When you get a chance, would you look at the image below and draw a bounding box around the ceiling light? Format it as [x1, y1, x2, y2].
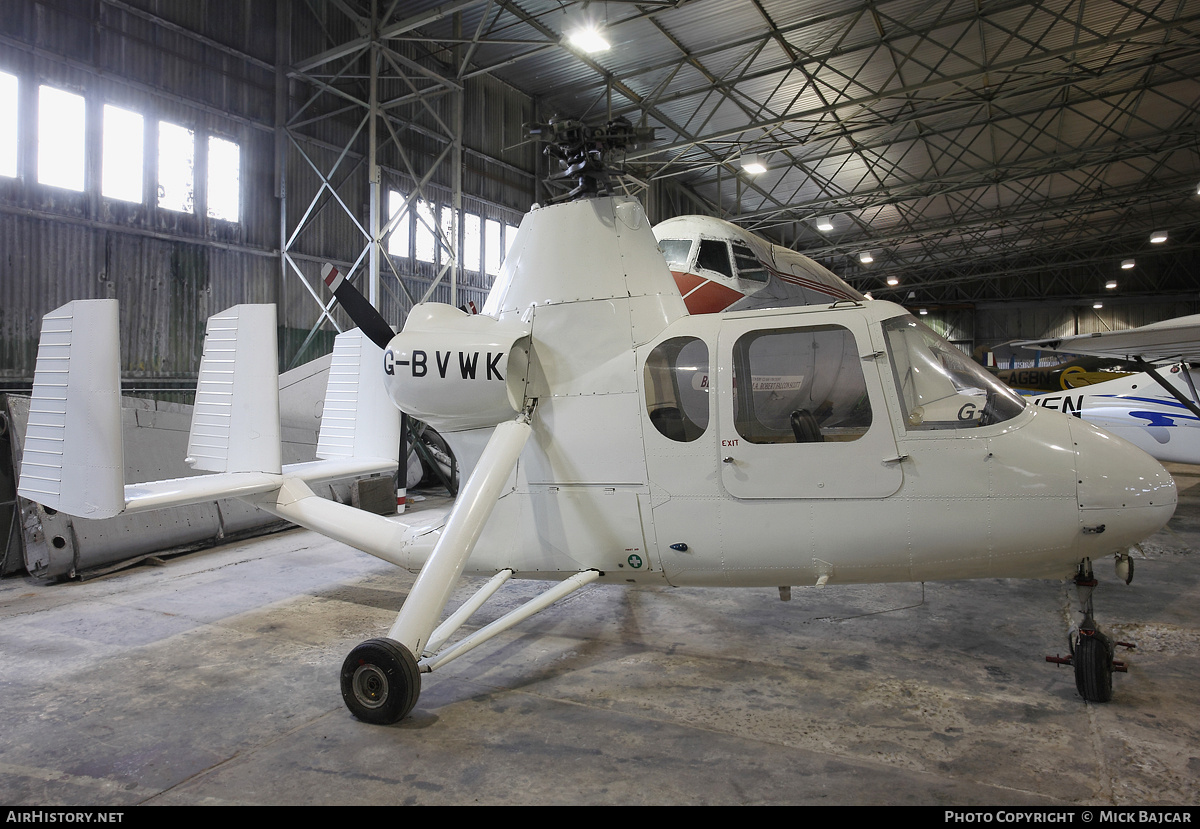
[919, 308, 928, 315]
[1106, 279, 1118, 289]
[1150, 230, 1168, 243]
[741, 156, 766, 175]
[567, 25, 609, 53]
[816, 218, 834, 232]
[1119, 259, 1134, 270]
[886, 276, 899, 286]
[1093, 302, 1103, 309]
[859, 251, 874, 264]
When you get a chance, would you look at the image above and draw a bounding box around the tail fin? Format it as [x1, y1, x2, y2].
[18, 302, 395, 521]
[316, 328, 400, 463]
[186, 305, 282, 474]
[18, 300, 125, 518]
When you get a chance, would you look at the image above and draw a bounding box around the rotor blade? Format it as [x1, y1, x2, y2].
[321, 263, 396, 351]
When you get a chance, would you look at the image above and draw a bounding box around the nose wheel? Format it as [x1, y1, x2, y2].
[1046, 557, 1132, 702]
[1071, 627, 1114, 702]
[340, 638, 421, 724]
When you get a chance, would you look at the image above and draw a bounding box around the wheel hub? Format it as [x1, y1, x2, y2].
[351, 664, 389, 709]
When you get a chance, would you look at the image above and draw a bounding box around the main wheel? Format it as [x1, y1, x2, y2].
[1073, 632, 1114, 702]
[340, 638, 421, 724]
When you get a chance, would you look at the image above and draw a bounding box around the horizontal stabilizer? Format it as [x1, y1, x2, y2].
[316, 329, 400, 464]
[18, 300, 125, 519]
[186, 305, 282, 474]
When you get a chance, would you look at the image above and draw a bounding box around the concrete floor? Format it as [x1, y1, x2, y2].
[1, 469, 1198, 806]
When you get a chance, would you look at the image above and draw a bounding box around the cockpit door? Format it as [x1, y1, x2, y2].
[717, 312, 903, 499]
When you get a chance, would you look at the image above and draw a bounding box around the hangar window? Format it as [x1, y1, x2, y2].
[463, 212, 482, 272]
[732, 326, 871, 444]
[38, 85, 85, 191]
[0, 72, 17, 178]
[415, 200, 436, 262]
[158, 121, 195, 213]
[696, 239, 733, 278]
[207, 136, 240, 222]
[387, 190, 410, 257]
[658, 239, 693, 270]
[645, 336, 710, 442]
[883, 316, 1025, 431]
[102, 104, 144, 202]
[485, 219, 502, 275]
[440, 205, 457, 266]
[504, 223, 518, 260]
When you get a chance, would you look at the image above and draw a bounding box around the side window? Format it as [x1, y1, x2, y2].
[658, 238, 693, 270]
[731, 243, 768, 283]
[696, 239, 733, 278]
[645, 336, 710, 442]
[732, 326, 872, 444]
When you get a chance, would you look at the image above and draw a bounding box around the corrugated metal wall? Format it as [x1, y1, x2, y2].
[1, 0, 1192, 385]
[1, 0, 279, 384]
[1, 0, 542, 383]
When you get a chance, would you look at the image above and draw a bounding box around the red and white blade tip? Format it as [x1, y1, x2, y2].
[321, 263, 344, 291]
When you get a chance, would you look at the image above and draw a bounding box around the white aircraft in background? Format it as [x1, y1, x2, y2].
[17, 127, 1177, 722]
[1017, 316, 1200, 466]
[653, 214, 864, 313]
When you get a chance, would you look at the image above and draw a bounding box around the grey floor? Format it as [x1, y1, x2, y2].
[1, 468, 1198, 806]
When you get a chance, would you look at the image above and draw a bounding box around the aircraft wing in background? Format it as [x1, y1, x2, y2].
[1016, 315, 1200, 364]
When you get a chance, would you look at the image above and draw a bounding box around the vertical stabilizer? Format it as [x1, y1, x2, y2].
[186, 305, 282, 474]
[316, 329, 400, 462]
[19, 300, 125, 518]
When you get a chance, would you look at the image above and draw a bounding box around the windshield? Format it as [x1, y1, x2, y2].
[658, 239, 693, 270]
[883, 316, 1025, 430]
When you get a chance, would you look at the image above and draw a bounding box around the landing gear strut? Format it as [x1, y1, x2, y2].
[1046, 557, 1132, 702]
[340, 408, 538, 725]
[1070, 559, 1115, 702]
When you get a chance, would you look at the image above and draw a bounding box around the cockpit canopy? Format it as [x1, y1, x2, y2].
[653, 215, 864, 314]
[883, 316, 1025, 430]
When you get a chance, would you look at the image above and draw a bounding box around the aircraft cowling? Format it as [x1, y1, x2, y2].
[383, 303, 531, 432]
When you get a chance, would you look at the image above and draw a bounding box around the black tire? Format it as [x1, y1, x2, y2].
[340, 638, 421, 724]
[1074, 633, 1114, 702]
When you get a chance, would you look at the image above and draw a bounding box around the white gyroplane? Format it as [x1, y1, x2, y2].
[1018, 316, 1200, 466]
[17, 190, 1177, 722]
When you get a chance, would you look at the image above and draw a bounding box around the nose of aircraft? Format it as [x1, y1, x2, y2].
[1070, 417, 1176, 551]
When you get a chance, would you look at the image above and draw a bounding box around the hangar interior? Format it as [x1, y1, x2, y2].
[2, 0, 1198, 383]
[1, 0, 1200, 807]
